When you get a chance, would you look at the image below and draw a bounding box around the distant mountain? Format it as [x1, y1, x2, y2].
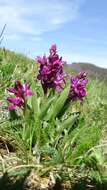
[65, 62, 107, 81]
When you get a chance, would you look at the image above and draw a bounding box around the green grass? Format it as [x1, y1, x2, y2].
[0, 48, 107, 188]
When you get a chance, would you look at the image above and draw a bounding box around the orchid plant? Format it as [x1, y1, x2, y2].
[6, 44, 89, 168]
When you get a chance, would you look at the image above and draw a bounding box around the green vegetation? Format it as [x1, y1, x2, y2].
[0, 48, 107, 189]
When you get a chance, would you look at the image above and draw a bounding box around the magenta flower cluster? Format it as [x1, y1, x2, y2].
[7, 81, 33, 110]
[7, 44, 88, 111]
[36, 44, 66, 93]
[69, 72, 88, 101]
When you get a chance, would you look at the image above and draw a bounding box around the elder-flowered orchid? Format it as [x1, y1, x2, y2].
[36, 44, 66, 94]
[69, 72, 88, 101]
[7, 81, 33, 110]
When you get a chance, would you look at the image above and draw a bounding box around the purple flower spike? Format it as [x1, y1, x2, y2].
[7, 81, 33, 110]
[69, 72, 88, 101]
[36, 44, 66, 93]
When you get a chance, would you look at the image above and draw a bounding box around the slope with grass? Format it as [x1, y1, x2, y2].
[0, 48, 36, 98]
[0, 48, 107, 190]
[65, 62, 107, 82]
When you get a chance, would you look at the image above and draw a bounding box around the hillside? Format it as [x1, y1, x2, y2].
[0, 48, 36, 98]
[65, 62, 107, 81]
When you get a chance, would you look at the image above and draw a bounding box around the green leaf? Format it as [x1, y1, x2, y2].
[31, 95, 40, 118]
[47, 85, 70, 120]
[40, 97, 55, 119]
[61, 114, 78, 131]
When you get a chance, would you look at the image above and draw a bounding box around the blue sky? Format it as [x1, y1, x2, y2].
[0, 0, 107, 68]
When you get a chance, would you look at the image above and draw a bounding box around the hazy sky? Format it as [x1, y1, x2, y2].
[0, 0, 107, 68]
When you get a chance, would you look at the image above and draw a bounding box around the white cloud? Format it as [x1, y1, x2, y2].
[0, 0, 82, 39]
